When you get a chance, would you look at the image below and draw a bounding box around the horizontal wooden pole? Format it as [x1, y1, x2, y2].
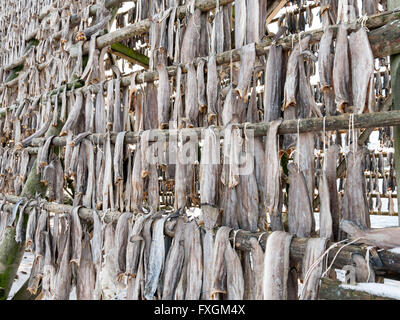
[1, 194, 400, 278]
[27, 110, 400, 147]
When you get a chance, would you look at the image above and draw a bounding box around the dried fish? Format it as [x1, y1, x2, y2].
[246, 0, 259, 43]
[184, 62, 199, 127]
[102, 133, 114, 211]
[265, 120, 283, 231]
[206, 54, 218, 123]
[144, 83, 159, 130]
[288, 163, 314, 238]
[349, 28, 374, 113]
[60, 90, 84, 136]
[225, 235, 244, 300]
[300, 238, 328, 300]
[333, 25, 351, 112]
[115, 212, 133, 280]
[185, 221, 203, 300]
[91, 210, 103, 268]
[197, 58, 207, 112]
[211, 226, 230, 298]
[283, 35, 311, 110]
[318, 27, 334, 91]
[341, 148, 370, 235]
[180, 9, 201, 63]
[144, 217, 167, 300]
[200, 127, 220, 229]
[113, 131, 126, 184]
[201, 229, 214, 300]
[76, 233, 96, 300]
[15, 200, 30, 243]
[263, 231, 294, 300]
[25, 207, 38, 251]
[235, 0, 246, 49]
[318, 170, 334, 240]
[126, 214, 148, 278]
[264, 45, 283, 122]
[157, 49, 170, 129]
[326, 144, 340, 241]
[235, 43, 256, 100]
[341, 220, 400, 249]
[244, 238, 264, 300]
[70, 206, 83, 266]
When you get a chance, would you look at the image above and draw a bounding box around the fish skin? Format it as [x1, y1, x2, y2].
[246, 0, 259, 43]
[225, 236, 244, 300]
[113, 69, 123, 133]
[76, 233, 96, 300]
[15, 200, 30, 243]
[180, 9, 201, 64]
[185, 221, 203, 300]
[157, 49, 170, 129]
[318, 27, 334, 91]
[144, 82, 159, 130]
[38, 135, 55, 170]
[197, 58, 207, 112]
[349, 28, 374, 114]
[235, 43, 256, 100]
[174, 141, 187, 211]
[95, 84, 106, 134]
[325, 144, 340, 241]
[147, 165, 160, 212]
[102, 133, 114, 211]
[223, 4, 232, 51]
[214, 7, 224, 54]
[34, 209, 48, 261]
[340, 148, 370, 239]
[245, 238, 264, 300]
[352, 253, 375, 283]
[82, 139, 95, 208]
[318, 170, 334, 240]
[265, 119, 284, 231]
[91, 210, 103, 268]
[144, 217, 167, 300]
[238, 165, 259, 232]
[235, 0, 246, 49]
[288, 163, 314, 238]
[60, 90, 84, 136]
[206, 54, 218, 123]
[185, 62, 199, 127]
[131, 143, 144, 211]
[115, 212, 133, 280]
[221, 124, 241, 189]
[25, 207, 37, 252]
[106, 79, 115, 131]
[113, 131, 126, 184]
[95, 143, 105, 210]
[126, 214, 148, 278]
[211, 226, 231, 298]
[54, 218, 72, 300]
[264, 45, 283, 122]
[283, 35, 311, 110]
[300, 238, 328, 300]
[263, 231, 293, 300]
[172, 66, 183, 129]
[42, 231, 56, 299]
[201, 229, 215, 300]
[333, 25, 351, 112]
[70, 206, 83, 266]
[340, 220, 400, 249]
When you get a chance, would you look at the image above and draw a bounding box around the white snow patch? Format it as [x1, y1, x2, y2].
[340, 283, 400, 300]
[389, 247, 400, 254]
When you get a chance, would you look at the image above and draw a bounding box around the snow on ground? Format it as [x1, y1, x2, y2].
[340, 283, 400, 300]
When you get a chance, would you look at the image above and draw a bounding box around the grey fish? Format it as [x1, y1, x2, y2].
[349, 28, 374, 114]
[91, 210, 103, 268]
[144, 217, 167, 300]
[235, 0, 246, 49]
[25, 207, 38, 251]
[112, 67, 123, 133]
[180, 9, 201, 64]
[15, 200, 31, 243]
[318, 27, 334, 91]
[157, 49, 170, 129]
[95, 83, 106, 134]
[34, 209, 48, 261]
[235, 43, 256, 100]
[318, 170, 334, 240]
[263, 231, 294, 300]
[264, 45, 283, 122]
[8, 198, 24, 228]
[60, 90, 84, 136]
[113, 131, 127, 184]
[70, 206, 83, 266]
[333, 25, 351, 112]
[76, 232, 96, 300]
[340, 148, 370, 238]
[300, 238, 328, 300]
[115, 212, 133, 280]
[225, 234, 244, 300]
[326, 144, 340, 240]
[126, 214, 148, 278]
[206, 54, 218, 123]
[211, 226, 231, 298]
[184, 62, 199, 127]
[197, 58, 207, 113]
[265, 120, 284, 231]
[246, 0, 259, 43]
[245, 238, 264, 300]
[341, 220, 400, 249]
[185, 221, 203, 300]
[201, 229, 215, 300]
[42, 230, 56, 299]
[288, 163, 314, 238]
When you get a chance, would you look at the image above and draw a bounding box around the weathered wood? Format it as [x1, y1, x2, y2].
[27, 110, 400, 147]
[110, 42, 149, 68]
[1, 194, 400, 279]
[318, 278, 396, 300]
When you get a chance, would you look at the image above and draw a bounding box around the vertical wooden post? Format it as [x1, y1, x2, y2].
[388, 0, 400, 226]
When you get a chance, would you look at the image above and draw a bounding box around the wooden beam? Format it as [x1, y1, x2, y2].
[1, 193, 400, 279]
[110, 42, 149, 68]
[265, 0, 288, 25]
[26, 110, 400, 147]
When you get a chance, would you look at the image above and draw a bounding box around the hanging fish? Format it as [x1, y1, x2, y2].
[115, 212, 133, 281]
[70, 206, 83, 266]
[197, 58, 207, 113]
[235, 43, 256, 101]
[264, 45, 283, 122]
[288, 163, 314, 238]
[318, 27, 334, 91]
[235, 0, 247, 49]
[317, 170, 334, 240]
[180, 9, 201, 64]
[349, 28, 374, 114]
[207, 54, 218, 124]
[333, 25, 351, 113]
[184, 62, 199, 128]
[263, 231, 295, 300]
[60, 90, 84, 136]
[76, 232, 96, 300]
[246, 0, 259, 43]
[157, 49, 170, 129]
